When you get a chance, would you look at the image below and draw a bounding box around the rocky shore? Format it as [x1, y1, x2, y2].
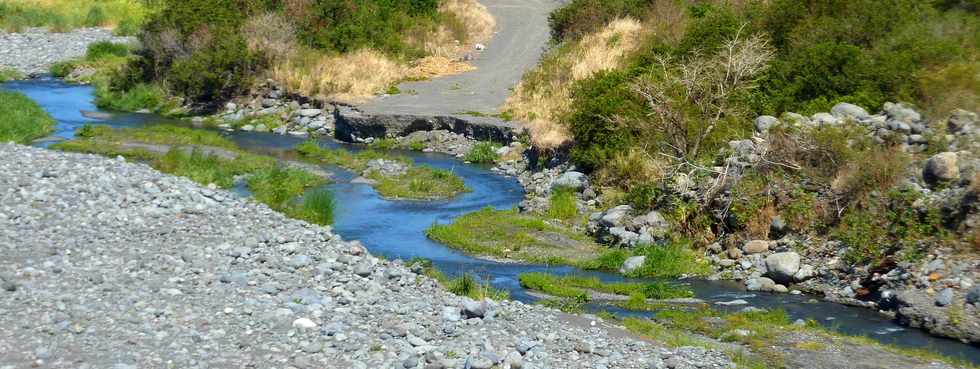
[0, 144, 732, 369]
[0, 28, 132, 76]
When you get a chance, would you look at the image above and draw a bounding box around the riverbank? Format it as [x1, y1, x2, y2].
[0, 143, 732, 369]
[0, 27, 131, 76]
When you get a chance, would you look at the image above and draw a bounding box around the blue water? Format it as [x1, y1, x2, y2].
[6, 78, 979, 364]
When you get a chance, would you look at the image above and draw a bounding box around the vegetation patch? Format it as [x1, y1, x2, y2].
[578, 242, 711, 278]
[296, 140, 469, 200]
[0, 0, 153, 34]
[53, 125, 333, 226]
[462, 141, 499, 163]
[407, 258, 509, 301]
[427, 207, 603, 264]
[519, 272, 693, 303]
[0, 90, 55, 143]
[0, 67, 23, 81]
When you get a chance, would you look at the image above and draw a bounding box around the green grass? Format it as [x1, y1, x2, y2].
[76, 124, 239, 150]
[0, 0, 153, 34]
[95, 83, 170, 112]
[406, 258, 509, 301]
[547, 187, 578, 220]
[296, 140, 470, 200]
[289, 188, 336, 226]
[577, 242, 711, 278]
[536, 298, 586, 313]
[53, 125, 334, 225]
[518, 272, 693, 303]
[0, 90, 55, 143]
[463, 142, 499, 164]
[427, 207, 603, 264]
[371, 166, 469, 200]
[0, 67, 23, 81]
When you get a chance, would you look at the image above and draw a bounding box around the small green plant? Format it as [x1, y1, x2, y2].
[547, 187, 579, 220]
[294, 188, 336, 225]
[463, 142, 499, 164]
[85, 41, 129, 61]
[385, 85, 401, 95]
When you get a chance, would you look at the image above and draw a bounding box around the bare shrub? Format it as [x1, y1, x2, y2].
[627, 26, 775, 159]
[243, 12, 297, 62]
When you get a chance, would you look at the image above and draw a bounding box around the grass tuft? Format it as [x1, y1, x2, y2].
[463, 141, 499, 163]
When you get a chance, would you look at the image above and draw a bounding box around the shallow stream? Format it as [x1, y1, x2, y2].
[6, 78, 978, 364]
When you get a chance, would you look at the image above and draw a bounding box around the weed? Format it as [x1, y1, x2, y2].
[547, 187, 578, 221]
[463, 142, 499, 164]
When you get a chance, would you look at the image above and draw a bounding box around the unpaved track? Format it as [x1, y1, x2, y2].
[359, 0, 561, 116]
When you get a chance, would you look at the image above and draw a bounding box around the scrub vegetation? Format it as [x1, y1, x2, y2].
[79, 0, 495, 111]
[407, 258, 509, 301]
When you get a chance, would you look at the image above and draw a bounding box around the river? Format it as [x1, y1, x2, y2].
[5, 77, 978, 364]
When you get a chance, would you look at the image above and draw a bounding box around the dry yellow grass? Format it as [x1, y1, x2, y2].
[267, 0, 495, 104]
[503, 18, 648, 149]
[0, 0, 149, 32]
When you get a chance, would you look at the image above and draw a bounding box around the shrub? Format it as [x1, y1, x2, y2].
[85, 41, 129, 61]
[548, 0, 654, 41]
[95, 83, 167, 112]
[566, 70, 644, 171]
[297, 0, 442, 59]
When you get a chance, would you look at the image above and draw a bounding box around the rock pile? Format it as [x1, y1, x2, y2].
[0, 144, 734, 369]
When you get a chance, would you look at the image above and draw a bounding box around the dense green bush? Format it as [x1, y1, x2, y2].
[298, 0, 442, 58]
[566, 70, 645, 171]
[548, 0, 654, 42]
[85, 41, 129, 61]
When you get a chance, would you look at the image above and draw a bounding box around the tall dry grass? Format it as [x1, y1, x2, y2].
[262, 0, 495, 104]
[503, 18, 648, 149]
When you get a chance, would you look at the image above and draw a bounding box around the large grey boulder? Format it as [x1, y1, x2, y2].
[765, 252, 801, 283]
[746, 277, 776, 292]
[742, 240, 770, 254]
[935, 288, 955, 307]
[923, 152, 960, 185]
[552, 171, 588, 191]
[811, 112, 839, 126]
[883, 102, 922, 124]
[755, 116, 780, 133]
[600, 205, 633, 227]
[831, 103, 870, 121]
[619, 256, 646, 274]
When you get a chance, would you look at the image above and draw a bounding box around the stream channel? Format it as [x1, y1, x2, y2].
[5, 77, 979, 364]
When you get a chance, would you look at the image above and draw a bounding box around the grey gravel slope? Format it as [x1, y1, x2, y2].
[0, 144, 731, 369]
[359, 0, 560, 116]
[0, 28, 132, 76]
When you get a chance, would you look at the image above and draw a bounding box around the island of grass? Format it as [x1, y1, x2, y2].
[426, 207, 710, 278]
[52, 124, 335, 225]
[295, 140, 470, 201]
[519, 272, 698, 313]
[620, 307, 979, 369]
[0, 91, 56, 144]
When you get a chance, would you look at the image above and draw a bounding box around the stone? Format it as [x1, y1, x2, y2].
[793, 264, 816, 282]
[948, 109, 978, 134]
[619, 256, 647, 274]
[923, 152, 960, 185]
[715, 299, 748, 306]
[292, 318, 317, 329]
[461, 299, 487, 319]
[936, 288, 955, 307]
[765, 252, 801, 283]
[742, 240, 770, 254]
[746, 277, 776, 292]
[811, 112, 839, 126]
[353, 262, 373, 277]
[552, 171, 588, 190]
[600, 205, 633, 227]
[755, 115, 780, 133]
[966, 286, 980, 305]
[299, 109, 323, 117]
[831, 103, 870, 121]
[465, 356, 493, 369]
[883, 102, 921, 123]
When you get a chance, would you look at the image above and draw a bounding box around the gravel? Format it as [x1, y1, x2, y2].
[0, 28, 133, 76]
[0, 144, 734, 369]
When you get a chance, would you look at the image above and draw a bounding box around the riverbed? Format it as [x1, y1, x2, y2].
[6, 77, 978, 364]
